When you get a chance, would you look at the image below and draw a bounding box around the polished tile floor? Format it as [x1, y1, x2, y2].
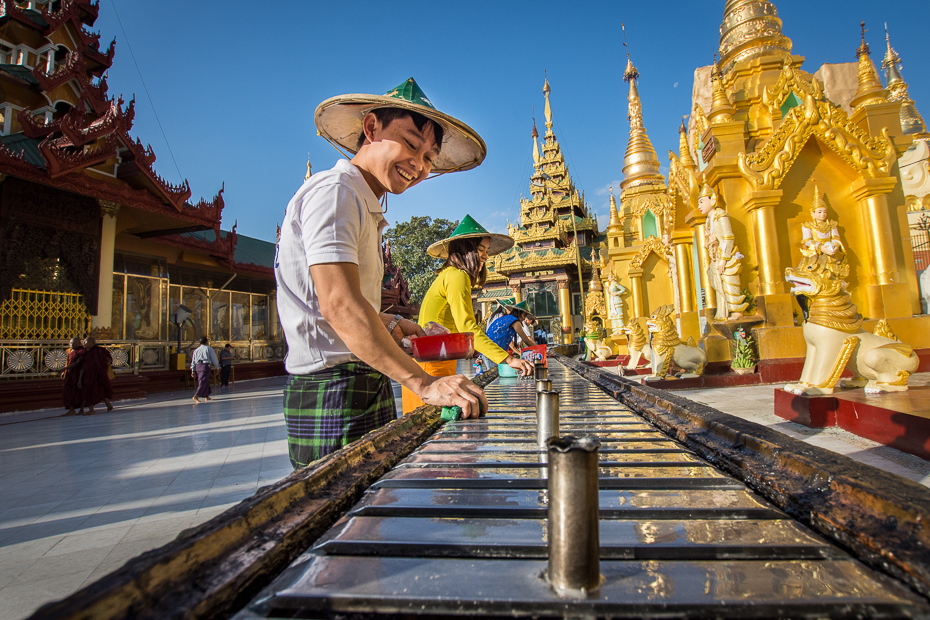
[1, 368, 927, 619]
[0, 377, 292, 620]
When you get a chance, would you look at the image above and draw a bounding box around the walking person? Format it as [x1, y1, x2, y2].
[61, 336, 85, 416]
[275, 77, 489, 469]
[220, 344, 234, 387]
[81, 337, 113, 415]
[190, 336, 219, 403]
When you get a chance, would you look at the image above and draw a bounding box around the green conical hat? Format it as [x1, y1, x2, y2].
[502, 300, 536, 321]
[314, 77, 487, 174]
[427, 214, 514, 259]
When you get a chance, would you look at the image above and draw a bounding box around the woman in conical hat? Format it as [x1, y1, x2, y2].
[482, 298, 537, 369]
[402, 216, 533, 413]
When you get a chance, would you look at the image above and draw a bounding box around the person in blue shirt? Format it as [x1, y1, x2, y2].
[483, 299, 536, 367]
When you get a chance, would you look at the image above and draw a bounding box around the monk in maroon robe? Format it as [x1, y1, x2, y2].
[61, 337, 86, 415]
[81, 336, 114, 415]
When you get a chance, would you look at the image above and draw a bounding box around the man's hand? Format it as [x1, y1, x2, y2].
[716, 258, 726, 275]
[418, 374, 488, 419]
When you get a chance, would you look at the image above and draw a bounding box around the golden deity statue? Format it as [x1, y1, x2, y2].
[698, 183, 748, 321]
[798, 185, 849, 281]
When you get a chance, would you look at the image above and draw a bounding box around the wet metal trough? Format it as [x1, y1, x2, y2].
[238, 361, 930, 619]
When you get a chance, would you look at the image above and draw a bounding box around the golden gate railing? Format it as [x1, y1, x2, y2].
[0, 288, 91, 340]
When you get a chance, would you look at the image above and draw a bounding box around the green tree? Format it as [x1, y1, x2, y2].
[385, 216, 458, 304]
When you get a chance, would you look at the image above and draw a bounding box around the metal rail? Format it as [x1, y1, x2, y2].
[238, 360, 930, 619]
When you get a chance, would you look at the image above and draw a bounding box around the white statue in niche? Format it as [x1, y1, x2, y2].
[606, 268, 627, 333]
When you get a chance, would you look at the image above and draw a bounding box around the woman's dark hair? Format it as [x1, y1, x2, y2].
[200, 336, 209, 345]
[356, 108, 444, 151]
[439, 237, 487, 288]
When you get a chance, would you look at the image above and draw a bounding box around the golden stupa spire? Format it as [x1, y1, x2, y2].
[718, 0, 792, 73]
[305, 157, 312, 180]
[608, 187, 622, 229]
[678, 118, 696, 168]
[881, 24, 927, 136]
[531, 117, 540, 166]
[620, 24, 662, 190]
[708, 55, 736, 124]
[543, 72, 553, 133]
[850, 21, 888, 111]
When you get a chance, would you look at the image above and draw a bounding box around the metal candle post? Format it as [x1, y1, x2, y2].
[546, 435, 601, 597]
[536, 379, 552, 393]
[534, 362, 548, 381]
[536, 390, 559, 447]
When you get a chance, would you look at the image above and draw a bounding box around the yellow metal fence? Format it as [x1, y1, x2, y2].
[0, 288, 91, 340]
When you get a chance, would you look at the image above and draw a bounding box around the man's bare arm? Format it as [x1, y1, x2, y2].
[310, 262, 487, 418]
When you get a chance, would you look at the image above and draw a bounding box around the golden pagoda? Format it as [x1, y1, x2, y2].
[600, 2, 930, 365]
[482, 77, 602, 343]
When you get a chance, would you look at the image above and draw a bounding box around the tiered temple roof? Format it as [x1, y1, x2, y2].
[0, 0, 224, 236]
[486, 78, 600, 285]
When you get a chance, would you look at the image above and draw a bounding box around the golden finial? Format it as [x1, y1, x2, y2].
[608, 187, 622, 228]
[708, 53, 735, 124]
[305, 156, 312, 180]
[678, 118, 696, 168]
[543, 71, 553, 131]
[851, 21, 888, 111]
[880, 24, 927, 135]
[531, 117, 540, 166]
[620, 25, 662, 191]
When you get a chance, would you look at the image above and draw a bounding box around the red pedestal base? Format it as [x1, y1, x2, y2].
[774, 387, 930, 460]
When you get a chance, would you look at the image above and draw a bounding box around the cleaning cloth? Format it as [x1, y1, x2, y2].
[441, 399, 483, 422]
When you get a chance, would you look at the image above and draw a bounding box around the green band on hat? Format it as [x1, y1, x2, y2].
[384, 78, 435, 109]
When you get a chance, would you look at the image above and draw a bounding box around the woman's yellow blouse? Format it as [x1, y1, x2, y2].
[418, 268, 509, 364]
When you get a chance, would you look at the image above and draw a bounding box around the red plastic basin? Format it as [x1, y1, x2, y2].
[411, 332, 475, 362]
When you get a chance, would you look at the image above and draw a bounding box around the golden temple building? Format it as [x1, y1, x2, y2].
[481, 77, 604, 342]
[577, 0, 930, 365]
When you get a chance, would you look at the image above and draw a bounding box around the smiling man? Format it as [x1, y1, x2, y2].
[275, 78, 489, 469]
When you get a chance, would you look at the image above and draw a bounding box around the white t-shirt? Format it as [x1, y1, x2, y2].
[274, 159, 387, 375]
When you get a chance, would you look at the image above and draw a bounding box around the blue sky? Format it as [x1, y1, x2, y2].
[93, 1, 930, 243]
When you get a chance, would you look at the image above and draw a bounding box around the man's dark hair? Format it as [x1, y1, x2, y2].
[439, 237, 486, 289]
[224, 344, 231, 348]
[356, 108, 444, 152]
[200, 336, 209, 345]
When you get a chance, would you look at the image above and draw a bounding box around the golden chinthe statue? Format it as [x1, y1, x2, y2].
[698, 184, 748, 321]
[798, 185, 849, 281]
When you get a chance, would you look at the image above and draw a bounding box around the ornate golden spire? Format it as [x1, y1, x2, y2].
[708, 56, 736, 124]
[608, 187, 622, 228]
[531, 117, 540, 166]
[881, 24, 927, 136]
[850, 21, 888, 111]
[718, 0, 792, 73]
[543, 73, 553, 132]
[305, 157, 312, 180]
[678, 120, 696, 168]
[621, 39, 662, 190]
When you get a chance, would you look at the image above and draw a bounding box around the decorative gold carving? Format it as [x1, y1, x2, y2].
[630, 236, 670, 269]
[762, 60, 821, 113]
[98, 199, 122, 218]
[738, 91, 895, 191]
[804, 336, 859, 389]
[873, 318, 897, 341]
